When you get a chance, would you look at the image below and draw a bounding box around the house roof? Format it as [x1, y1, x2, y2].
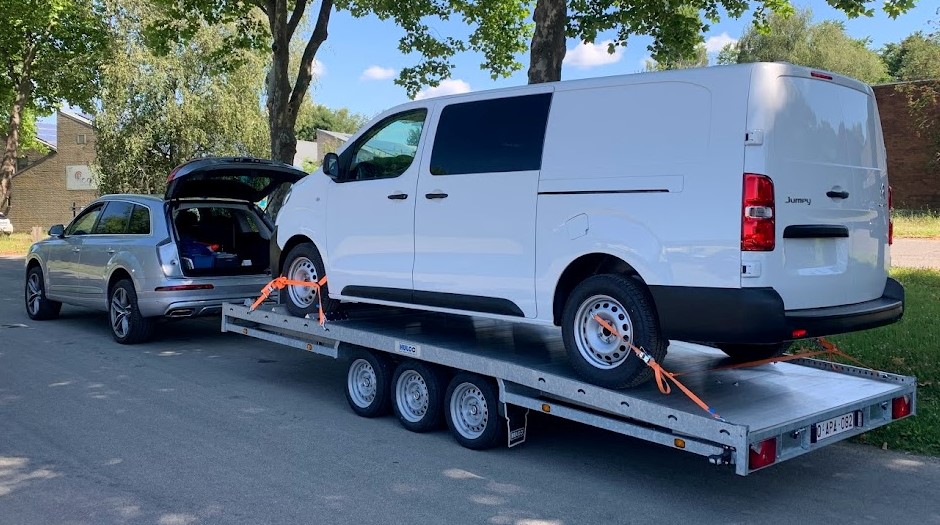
[317, 129, 352, 141]
[58, 109, 94, 127]
[36, 137, 57, 152]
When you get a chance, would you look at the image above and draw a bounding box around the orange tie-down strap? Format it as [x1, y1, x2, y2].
[250, 275, 328, 326]
[593, 315, 724, 421]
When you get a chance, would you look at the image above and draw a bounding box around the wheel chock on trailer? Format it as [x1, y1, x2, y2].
[593, 314, 725, 421]
[250, 275, 329, 325]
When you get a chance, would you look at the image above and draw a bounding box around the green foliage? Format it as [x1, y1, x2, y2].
[645, 44, 708, 71]
[719, 9, 888, 83]
[295, 102, 367, 140]
[95, 0, 269, 195]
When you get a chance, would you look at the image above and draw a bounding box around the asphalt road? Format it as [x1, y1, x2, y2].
[1, 256, 938, 525]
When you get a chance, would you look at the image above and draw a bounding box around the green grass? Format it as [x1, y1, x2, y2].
[0, 233, 34, 256]
[800, 268, 940, 456]
[894, 209, 940, 239]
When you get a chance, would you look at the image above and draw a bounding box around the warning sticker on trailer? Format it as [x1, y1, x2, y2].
[395, 341, 421, 358]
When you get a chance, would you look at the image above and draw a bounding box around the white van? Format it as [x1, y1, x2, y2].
[273, 62, 904, 389]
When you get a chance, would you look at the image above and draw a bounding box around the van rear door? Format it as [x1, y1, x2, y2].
[746, 67, 890, 310]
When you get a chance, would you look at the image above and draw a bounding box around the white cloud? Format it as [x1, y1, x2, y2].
[414, 79, 472, 100]
[563, 40, 623, 69]
[704, 32, 737, 53]
[312, 59, 326, 78]
[361, 65, 396, 81]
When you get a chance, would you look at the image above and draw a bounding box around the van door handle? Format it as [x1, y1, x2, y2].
[387, 193, 408, 200]
[425, 192, 449, 199]
[827, 190, 849, 199]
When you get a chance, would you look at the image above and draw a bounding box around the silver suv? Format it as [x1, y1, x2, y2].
[24, 157, 306, 343]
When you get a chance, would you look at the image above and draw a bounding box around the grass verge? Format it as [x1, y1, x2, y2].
[894, 209, 940, 239]
[0, 233, 33, 256]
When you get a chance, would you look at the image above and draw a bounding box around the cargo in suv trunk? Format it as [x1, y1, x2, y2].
[164, 157, 307, 277]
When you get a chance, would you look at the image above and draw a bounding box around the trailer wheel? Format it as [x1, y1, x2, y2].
[718, 342, 791, 362]
[445, 373, 503, 450]
[344, 348, 392, 417]
[392, 361, 445, 432]
[562, 274, 666, 389]
[282, 242, 340, 319]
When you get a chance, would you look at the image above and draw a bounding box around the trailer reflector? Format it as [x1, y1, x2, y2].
[749, 438, 777, 470]
[541, 403, 551, 413]
[892, 395, 912, 419]
[674, 438, 686, 449]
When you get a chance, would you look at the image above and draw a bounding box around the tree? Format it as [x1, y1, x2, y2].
[645, 44, 709, 71]
[717, 9, 888, 84]
[0, 0, 111, 216]
[525, 0, 918, 84]
[147, 0, 531, 168]
[295, 102, 368, 141]
[95, 1, 269, 195]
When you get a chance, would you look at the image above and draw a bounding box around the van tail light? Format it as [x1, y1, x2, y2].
[742, 173, 775, 251]
[749, 438, 777, 470]
[888, 185, 894, 246]
[892, 394, 911, 419]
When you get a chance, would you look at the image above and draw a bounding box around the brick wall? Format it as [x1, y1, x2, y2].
[873, 82, 940, 210]
[7, 111, 98, 230]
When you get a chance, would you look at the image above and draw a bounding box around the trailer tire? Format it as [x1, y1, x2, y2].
[562, 274, 666, 389]
[392, 361, 445, 433]
[445, 373, 503, 450]
[281, 242, 340, 319]
[344, 348, 392, 417]
[718, 342, 791, 362]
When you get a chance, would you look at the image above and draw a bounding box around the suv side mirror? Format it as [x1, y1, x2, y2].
[322, 152, 340, 179]
[48, 224, 65, 238]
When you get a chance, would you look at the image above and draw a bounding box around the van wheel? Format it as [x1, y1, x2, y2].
[717, 342, 791, 362]
[109, 279, 154, 344]
[445, 373, 503, 450]
[562, 274, 666, 389]
[281, 242, 339, 319]
[344, 348, 392, 417]
[25, 266, 61, 320]
[392, 361, 445, 433]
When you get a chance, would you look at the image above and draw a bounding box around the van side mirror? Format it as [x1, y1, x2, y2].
[48, 224, 64, 238]
[322, 152, 340, 179]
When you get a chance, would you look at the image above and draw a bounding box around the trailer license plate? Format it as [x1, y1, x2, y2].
[813, 412, 858, 442]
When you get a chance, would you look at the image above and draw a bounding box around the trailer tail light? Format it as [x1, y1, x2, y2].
[892, 395, 911, 419]
[742, 173, 775, 251]
[888, 185, 894, 246]
[749, 438, 777, 470]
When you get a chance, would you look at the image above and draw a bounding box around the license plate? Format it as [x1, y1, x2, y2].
[813, 412, 860, 442]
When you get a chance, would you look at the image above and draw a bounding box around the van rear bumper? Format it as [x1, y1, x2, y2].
[650, 278, 905, 344]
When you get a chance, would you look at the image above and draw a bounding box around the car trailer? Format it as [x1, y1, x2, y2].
[221, 301, 916, 476]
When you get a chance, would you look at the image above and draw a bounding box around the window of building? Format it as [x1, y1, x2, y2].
[77, 134, 87, 145]
[429, 93, 552, 176]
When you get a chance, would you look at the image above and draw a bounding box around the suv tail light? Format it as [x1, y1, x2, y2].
[742, 173, 775, 251]
[157, 238, 184, 278]
[888, 185, 894, 246]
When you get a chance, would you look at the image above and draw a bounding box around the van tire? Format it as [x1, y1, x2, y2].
[717, 342, 791, 362]
[562, 274, 666, 389]
[281, 242, 340, 319]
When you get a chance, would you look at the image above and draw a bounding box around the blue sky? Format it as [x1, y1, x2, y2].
[313, 0, 938, 118]
[38, 0, 937, 142]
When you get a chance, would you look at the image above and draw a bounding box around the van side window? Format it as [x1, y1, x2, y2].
[430, 93, 552, 176]
[94, 201, 135, 234]
[346, 109, 427, 182]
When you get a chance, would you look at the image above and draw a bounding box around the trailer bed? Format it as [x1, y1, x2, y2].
[222, 301, 916, 475]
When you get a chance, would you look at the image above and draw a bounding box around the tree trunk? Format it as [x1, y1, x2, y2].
[0, 91, 27, 216]
[527, 0, 567, 84]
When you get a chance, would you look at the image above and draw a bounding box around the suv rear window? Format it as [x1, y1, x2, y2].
[430, 93, 552, 176]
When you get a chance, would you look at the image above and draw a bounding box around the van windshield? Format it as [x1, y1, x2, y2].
[774, 77, 879, 169]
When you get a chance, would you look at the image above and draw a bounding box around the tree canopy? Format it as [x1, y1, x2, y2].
[95, 0, 269, 195]
[0, 0, 111, 215]
[717, 9, 888, 83]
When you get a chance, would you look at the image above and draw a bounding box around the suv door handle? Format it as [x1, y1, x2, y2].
[387, 193, 409, 200]
[107, 249, 116, 255]
[425, 192, 449, 199]
[827, 190, 849, 199]
[72, 248, 81, 253]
